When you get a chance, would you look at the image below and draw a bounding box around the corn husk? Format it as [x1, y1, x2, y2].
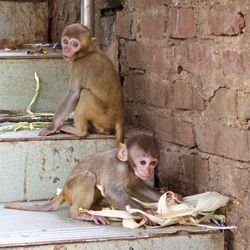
[0, 72, 54, 134]
[0, 121, 51, 133]
[183, 192, 230, 212]
[26, 72, 40, 116]
[80, 191, 236, 230]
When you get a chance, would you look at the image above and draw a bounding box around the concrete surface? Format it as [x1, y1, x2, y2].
[0, 204, 224, 250]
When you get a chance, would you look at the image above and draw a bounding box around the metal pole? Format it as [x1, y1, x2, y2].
[81, 0, 95, 33]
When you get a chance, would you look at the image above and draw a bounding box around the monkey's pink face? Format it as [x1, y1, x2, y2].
[130, 146, 158, 180]
[61, 36, 81, 61]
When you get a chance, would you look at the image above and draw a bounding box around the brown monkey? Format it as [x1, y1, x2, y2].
[5, 134, 161, 225]
[39, 23, 124, 144]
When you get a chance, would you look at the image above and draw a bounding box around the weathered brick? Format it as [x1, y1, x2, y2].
[237, 92, 250, 122]
[0, 1, 49, 43]
[242, 51, 250, 77]
[195, 122, 250, 162]
[243, 9, 250, 33]
[205, 88, 237, 120]
[137, 106, 156, 131]
[157, 151, 182, 192]
[222, 51, 245, 77]
[209, 160, 249, 199]
[146, 79, 172, 108]
[210, 4, 245, 36]
[149, 46, 170, 75]
[180, 40, 213, 74]
[128, 0, 169, 8]
[140, 10, 165, 39]
[156, 116, 196, 147]
[125, 41, 151, 69]
[125, 42, 172, 76]
[123, 75, 146, 103]
[116, 12, 135, 39]
[183, 154, 209, 194]
[174, 81, 205, 111]
[49, 0, 80, 42]
[168, 8, 196, 38]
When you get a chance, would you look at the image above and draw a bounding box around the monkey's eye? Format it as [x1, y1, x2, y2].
[72, 41, 79, 47]
[150, 161, 157, 166]
[140, 160, 146, 165]
[62, 38, 68, 45]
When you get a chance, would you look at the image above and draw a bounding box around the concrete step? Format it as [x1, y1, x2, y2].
[0, 128, 116, 203]
[0, 203, 224, 250]
[0, 49, 69, 113]
[0, 126, 151, 202]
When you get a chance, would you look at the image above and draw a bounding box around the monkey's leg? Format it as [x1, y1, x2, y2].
[68, 170, 110, 225]
[60, 89, 107, 137]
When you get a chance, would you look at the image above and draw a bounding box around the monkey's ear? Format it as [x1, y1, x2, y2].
[89, 37, 97, 52]
[117, 143, 128, 162]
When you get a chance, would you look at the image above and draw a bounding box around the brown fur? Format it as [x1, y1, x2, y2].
[39, 23, 124, 144]
[5, 135, 160, 225]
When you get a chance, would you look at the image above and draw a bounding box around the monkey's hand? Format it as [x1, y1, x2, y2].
[38, 126, 59, 136]
[143, 209, 158, 226]
[75, 212, 110, 225]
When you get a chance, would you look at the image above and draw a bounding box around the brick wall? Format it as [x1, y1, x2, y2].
[115, 0, 250, 249]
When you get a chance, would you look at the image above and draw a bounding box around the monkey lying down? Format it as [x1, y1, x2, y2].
[5, 134, 161, 225]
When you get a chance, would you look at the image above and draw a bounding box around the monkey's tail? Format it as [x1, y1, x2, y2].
[4, 193, 65, 212]
[115, 122, 124, 144]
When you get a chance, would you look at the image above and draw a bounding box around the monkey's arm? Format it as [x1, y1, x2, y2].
[39, 81, 81, 136]
[104, 186, 143, 210]
[129, 179, 161, 202]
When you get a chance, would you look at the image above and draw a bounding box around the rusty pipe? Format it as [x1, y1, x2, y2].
[81, 0, 95, 34]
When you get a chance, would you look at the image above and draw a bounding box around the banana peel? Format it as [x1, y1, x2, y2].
[80, 190, 237, 230]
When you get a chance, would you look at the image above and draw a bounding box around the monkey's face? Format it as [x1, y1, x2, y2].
[129, 145, 158, 180]
[61, 36, 81, 61]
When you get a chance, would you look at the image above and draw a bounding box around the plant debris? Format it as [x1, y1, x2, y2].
[80, 191, 237, 230]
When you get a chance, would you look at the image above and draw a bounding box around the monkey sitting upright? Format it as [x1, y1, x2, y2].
[5, 134, 161, 225]
[39, 23, 124, 144]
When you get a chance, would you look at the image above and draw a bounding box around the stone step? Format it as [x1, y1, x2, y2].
[0, 203, 224, 250]
[0, 126, 151, 202]
[0, 49, 69, 113]
[0, 129, 116, 203]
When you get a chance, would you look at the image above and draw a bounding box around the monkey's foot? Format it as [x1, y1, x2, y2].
[73, 213, 110, 225]
[60, 126, 88, 137]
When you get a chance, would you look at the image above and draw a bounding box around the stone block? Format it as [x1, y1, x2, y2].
[128, 0, 169, 8]
[146, 79, 171, 108]
[174, 81, 205, 111]
[125, 41, 151, 69]
[0, 1, 48, 43]
[237, 92, 250, 122]
[209, 160, 249, 199]
[210, 4, 245, 36]
[49, 0, 81, 42]
[168, 8, 196, 38]
[222, 51, 245, 77]
[156, 116, 196, 147]
[195, 122, 250, 162]
[157, 151, 182, 192]
[116, 12, 135, 39]
[140, 10, 166, 39]
[180, 40, 213, 74]
[183, 154, 209, 194]
[148, 46, 171, 76]
[123, 75, 147, 103]
[205, 88, 237, 121]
